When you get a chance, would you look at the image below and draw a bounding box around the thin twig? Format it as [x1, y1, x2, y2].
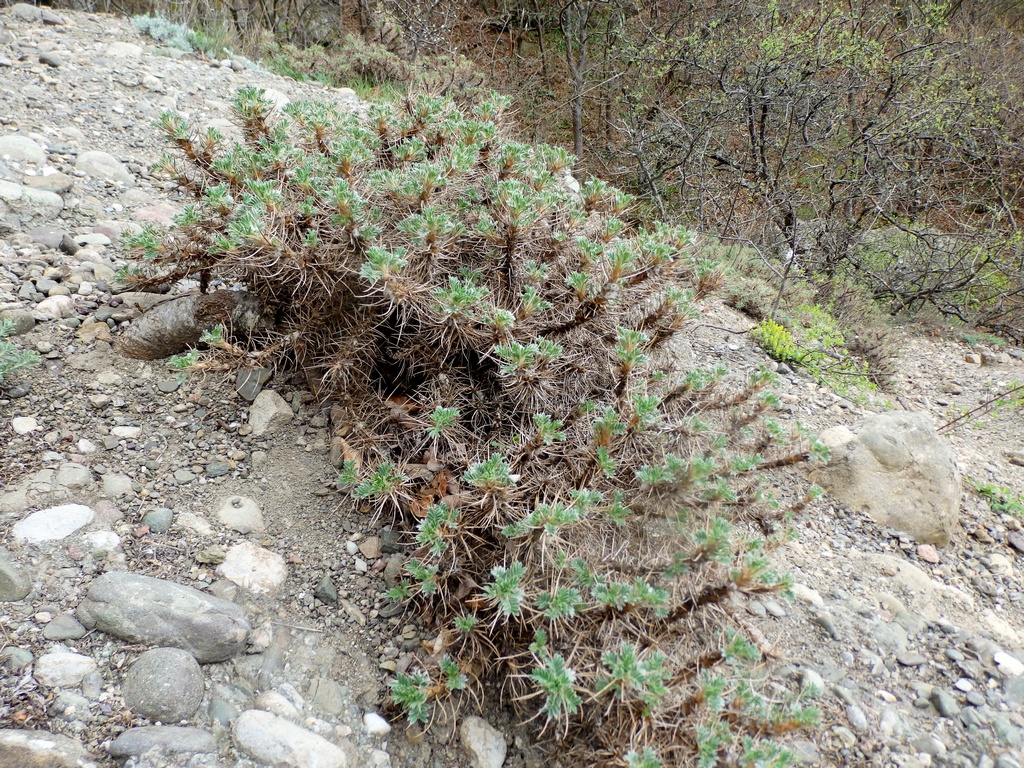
[939, 382, 1024, 434]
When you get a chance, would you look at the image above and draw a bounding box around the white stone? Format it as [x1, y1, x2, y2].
[362, 712, 391, 736]
[34, 651, 97, 688]
[217, 495, 266, 533]
[995, 651, 1024, 677]
[13, 504, 95, 543]
[987, 553, 1014, 577]
[248, 390, 293, 436]
[111, 425, 142, 439]
[77, 438, 98, 454]
[459, 715, 506, 768]
[82, 531, 120, 551]
[217, 543, 288, 595]
[232, 709, 347, 768]
[35, 294, 74, 320]
[12, 416, 39, 434]
[261, 88, 291, 111]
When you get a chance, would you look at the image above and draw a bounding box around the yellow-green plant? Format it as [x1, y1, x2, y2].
[128, 88, 826, 766]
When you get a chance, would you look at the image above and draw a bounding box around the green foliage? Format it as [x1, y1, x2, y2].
[135, 88, 822, 764]
[0, 320, 39, 385]
[973, 481, 1024, 517]
[132, 15, 197, 52]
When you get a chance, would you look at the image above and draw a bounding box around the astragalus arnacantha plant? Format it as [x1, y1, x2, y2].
[128, 87, 826, 766]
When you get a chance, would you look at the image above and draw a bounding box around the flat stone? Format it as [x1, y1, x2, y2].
[39, 52, 61, 68]
[0, 180, 64, 227]
[75, 151, 134, 187]
[0, 548, 32, 601]
[248, 389, 293, 436]
[174, 469, 196, 483]
[0, 729, 98, 768]
[122, 648, 204, 723]
[55, 462, 93, 490]
[232, 709, 348, 768]
[314, 575, 337, 604]
[111, 425, 142, 439]
[0, 135, 46, 165]
[23, 172, 75, 194]
[76, 572, 250, 663]
[34, 651, 97, 688]
[206, 461, 231, 477]
[11, 416, 38, 434]
[995, 651, 1024, 677]
[157, 377, 181, 393]
[236, 367, 273, 401]
[460, 715, 507, 768]
[13, 503, 95, 544]
[108, 726, 217, 759]
[358, 536, 382, 559]
[930, 687, 960, 717]
[216, 496, 265, 533]
[42, 614, 87, 640]
[896, 652, 928, 667]
[217, 543, 287, 595]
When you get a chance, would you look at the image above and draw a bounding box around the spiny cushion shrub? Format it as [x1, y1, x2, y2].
[128, 88, 827, 765]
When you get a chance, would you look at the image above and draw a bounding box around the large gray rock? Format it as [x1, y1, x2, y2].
[0, 729, 99, 768]
[8, 3, 43, 22]
[0, 179, 64, 229]
[75, 151, 134, 187]
[108, 726, 217, 759]
[76, 572, 250, 662]
[122, 648, 204, 723]
[811, 411, 960, 545]
[232, 709, 348, 768]
[0, 548, 32, 601]
[0, 135, 46, 165]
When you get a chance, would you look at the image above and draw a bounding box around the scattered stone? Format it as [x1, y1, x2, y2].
[811, 412, 960, 546]
[39, 52, 62, 68]
[0, 134, 47, 165]
[206, 460, 231, 477]
[34, 651, 98, 688]
[930, 687, 960, 717]
[236, 366, 273, 401]
[248, 389, 293, 436]
[460, 715, 507, 768]
[105, 41, 144, 57]
[896, 652, 928, 667]
[995, 651, 1024, 677]
[76, 572, 250, 663]
[9, 3, 43, 22]
[255, 690, 302, 719]
[122, 648, 204, 723]
[35, 294, 75, 320]
[42, 614, 87, 641]
[157, 377, 181, 393]
[174, 468, 197, 483]
[13, 503, 95, 544]
[142, 508, 174, 533]
[0, 548, 32, 602]
[102, 473, 135, 498]
[0, 729, 98, 768]
[196, 545, 227, 564]
[217, 543, 288, 595]
[232, 709, 349, 768]
[363, 712, 391, 736]
[217, 495, 265, 533]
[0, 308, 34, 334]
[108, 726, 217, 759]
[314, 575, 337, 604]
[11, 415, 38, 434]
[917, 544, 940, 563]
[75, 151, 135, 187]
[358, 536, 383, 560]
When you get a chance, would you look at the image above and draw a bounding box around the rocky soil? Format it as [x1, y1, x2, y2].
[1, 5, 1024, 768]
